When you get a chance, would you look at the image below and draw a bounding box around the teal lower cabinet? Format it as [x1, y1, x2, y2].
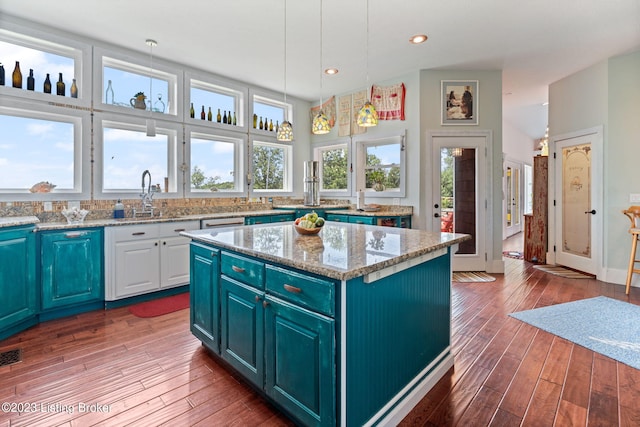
[326, 213, 349, 223]
[348, 215, 376, 225]
[245, 213, 294, 225]
[190, 243, 220, 353]
[270, 214, 294, 223]
[327, 213, 412, 228]
[0, 225, 37, 340]
[40, 228, 103, 318]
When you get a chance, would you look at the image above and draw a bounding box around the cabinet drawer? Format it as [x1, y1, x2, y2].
[326, 214, 349, 223]
[159, 220, 199, 237]
[270, 214, 294, 223]
[266, 265, 335, 317]
[221, 251, 265, 289]
[349, 216, 376, 225]
[109, 223, 159, 241]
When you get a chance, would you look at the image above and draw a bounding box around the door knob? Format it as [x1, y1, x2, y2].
[434, 203, 439, 209]
[434, 213, 440, 218]
[584, 209, 596, 215]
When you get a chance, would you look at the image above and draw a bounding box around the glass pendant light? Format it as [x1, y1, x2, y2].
[277, 0, 294, 142]
[146, 39, 157, 137]
[357, 0, 378, 128]
[312, 0, 330, 135]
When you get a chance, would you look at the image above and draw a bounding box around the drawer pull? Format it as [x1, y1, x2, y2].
[132, 232, 146, 236]
[255, 295, 261, 302]
[231, 265, 245, 273]
[64, 232, 86, 238]
[283, 284, 302, 294]
[174, 228, 186, 232]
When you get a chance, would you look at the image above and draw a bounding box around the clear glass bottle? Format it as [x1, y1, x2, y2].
[70, 78, 78, 98]
[105, 79, 114, 104]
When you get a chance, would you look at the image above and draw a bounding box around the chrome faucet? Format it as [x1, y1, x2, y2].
[134, 169, 155, 217]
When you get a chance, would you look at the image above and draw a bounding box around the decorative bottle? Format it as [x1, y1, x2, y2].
[189, 102, 195, 118]
[0, 63, 4, 86]
[26, 69, 35, 90]
[207, 107, 212, 121]
[44, 73, 52, 94]
[232, 112, 237, 126]
[105, 79, 114, 103]
[269, 119, 273, 131]
[70, 78, 78, 98]
[223, 110, 227, 124]
[216, 108, 221, 123]
[56, 73, 65, 96]
[253, 114, 257, 128]
[12, 61, 22, 88]
[259, 116, 263, 130]
[200, 105, 205, 120]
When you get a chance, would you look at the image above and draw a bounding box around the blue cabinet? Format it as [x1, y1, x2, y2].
[190, 243, 220, 352]
[327, 213, 412, 228]
[40, 228, 103, 315]
[0, 225, 37, 340]
[245, 213, 294, 225]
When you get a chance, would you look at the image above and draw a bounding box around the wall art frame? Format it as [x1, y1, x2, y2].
[441, 80, 478, 125]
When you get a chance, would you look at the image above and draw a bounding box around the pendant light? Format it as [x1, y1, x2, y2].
[312, 0, 330, 135]
[145, 39, 157, 137]
[276, 0, 294, 142]
[357, 0, 378, 127]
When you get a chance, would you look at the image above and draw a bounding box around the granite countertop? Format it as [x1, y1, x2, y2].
[31, 210, 295, 231]
[0, 216, 40, 229]
[182, 222, 469, 281]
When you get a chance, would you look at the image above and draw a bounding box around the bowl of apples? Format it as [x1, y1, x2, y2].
[294, 212, 325, 235]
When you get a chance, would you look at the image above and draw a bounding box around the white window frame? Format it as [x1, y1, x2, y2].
[249, 136, 293, 196]
[94, 113, 182, 199]
[93, 46, 182, 121]
[313, 140, 352, 197]
[186, 71, 247, 128]
[249, 88, 293, 138]
[186, 125, 246, 197]
[354, 132, 406, 198]
[0, 100, 90, 201]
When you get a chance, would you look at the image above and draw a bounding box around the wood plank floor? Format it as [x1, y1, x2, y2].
[1, 233, 640, 426]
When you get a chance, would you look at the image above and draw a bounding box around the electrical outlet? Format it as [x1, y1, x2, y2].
[630, 194, 640, 203]
[44, 202, 53, 211]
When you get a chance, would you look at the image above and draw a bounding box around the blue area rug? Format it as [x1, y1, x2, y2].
[510, 296, 640, 370]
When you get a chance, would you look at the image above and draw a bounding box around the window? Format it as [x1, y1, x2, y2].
[314, 142, 350, 195]
[188, 130, 244, 194]
[251, 140, 292, 193]
[0, 105, 87, 199]
[100, 120, 177, 194]
[355, 134, 406, 197]
[252, 93, 291, 133]
[190, 78, 243, 126]
[99, 54, 178, 116]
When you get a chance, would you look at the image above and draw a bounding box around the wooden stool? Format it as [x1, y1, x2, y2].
[623, 206, 640, 294]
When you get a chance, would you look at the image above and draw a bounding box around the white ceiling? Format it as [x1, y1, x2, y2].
[1, 0, 639, 140]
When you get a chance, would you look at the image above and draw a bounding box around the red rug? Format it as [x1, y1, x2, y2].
[128, 292, 190, 318]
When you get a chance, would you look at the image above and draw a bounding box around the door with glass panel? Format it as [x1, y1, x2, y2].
[432, 135, 487, 271]
[552, 128, 602, 276]
[504, 160, 522, 238]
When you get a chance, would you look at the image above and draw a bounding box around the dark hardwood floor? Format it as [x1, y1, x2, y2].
[2, 233, 640, 426]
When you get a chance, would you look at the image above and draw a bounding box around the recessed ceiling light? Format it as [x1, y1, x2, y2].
[542, 102, 549, 106]
[324, 68, 339, 75]
[409, 34, 428, 44]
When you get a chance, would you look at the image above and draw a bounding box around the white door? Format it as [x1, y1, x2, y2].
[432, 134, 488, 271]
[504, 160, 522, 238]
[551, 127, 603, 276]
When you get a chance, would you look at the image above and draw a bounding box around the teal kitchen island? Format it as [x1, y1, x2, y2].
[181, 222, 469, 426]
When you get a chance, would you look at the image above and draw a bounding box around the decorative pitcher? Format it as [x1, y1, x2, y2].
[130, 93, 147, 110]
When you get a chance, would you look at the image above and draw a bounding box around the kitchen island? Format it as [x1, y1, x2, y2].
[182, 222, 469, 426]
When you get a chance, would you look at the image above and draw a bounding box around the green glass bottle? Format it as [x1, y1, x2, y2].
[207, 107, 213, 121]
[259, 116, 264, 130]
[216, 108, 221, 123]
[232, 112, 237, 126]
[56, 73, 65, 96]
[253, 114, 258, 129]
[189, 102, 195, 118]
[269, 119, 274, 131]
[44, 73, 52, 94]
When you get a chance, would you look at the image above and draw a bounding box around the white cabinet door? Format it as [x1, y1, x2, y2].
[114, 239, 161, 298]
[160, 235, 191, 288]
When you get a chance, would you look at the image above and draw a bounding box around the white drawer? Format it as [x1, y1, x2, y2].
[159, 220, 199, 237]
[108, 223, 159, 242]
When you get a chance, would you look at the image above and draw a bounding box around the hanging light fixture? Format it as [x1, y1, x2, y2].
[145, 39, 157, 137]
[357, 0, 378, 128]
[276, 0, 294, 142]
[312, 0, 330, 135]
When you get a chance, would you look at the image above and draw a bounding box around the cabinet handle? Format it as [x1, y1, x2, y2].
[64, 232, 86, 238]
[255, 295, 261, 302]
[231, 265, 245, 273]
[283, 284, 302, 294]
[163, 241, 167, 245]
[263, 300, 270, 308]
[132, 232, 146, 236]
[154, 242, 159, 246]
[174, 228, 186, 232]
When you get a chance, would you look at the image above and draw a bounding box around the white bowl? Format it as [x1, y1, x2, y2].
[62, 208, 89, 224]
